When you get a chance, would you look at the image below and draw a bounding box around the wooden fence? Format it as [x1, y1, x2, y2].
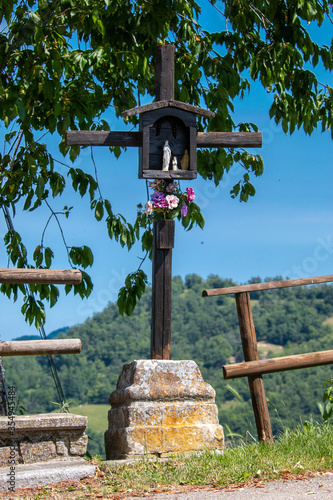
[0, 268, 82, 356]
[203, 274, 333, 443]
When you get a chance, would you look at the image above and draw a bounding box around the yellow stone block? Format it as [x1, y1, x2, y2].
[105, 360, 224, 459]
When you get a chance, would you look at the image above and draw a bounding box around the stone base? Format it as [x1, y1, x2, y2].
[0, 413, 88, 467]
[105, 360, 224, 459]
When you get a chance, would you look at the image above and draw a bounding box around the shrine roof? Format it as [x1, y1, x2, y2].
[121, 99, 215, 119]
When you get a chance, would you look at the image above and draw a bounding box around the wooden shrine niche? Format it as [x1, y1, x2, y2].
[121, 101, 215, 180]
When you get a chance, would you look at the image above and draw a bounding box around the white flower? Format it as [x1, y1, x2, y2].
[148, 180, 161, 189]
[165, 195, 179, 209]
[145, 201, 153, 215]
[166, 182, 178, 193]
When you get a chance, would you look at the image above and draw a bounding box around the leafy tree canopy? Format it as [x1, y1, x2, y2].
[0, 0, 332, 325]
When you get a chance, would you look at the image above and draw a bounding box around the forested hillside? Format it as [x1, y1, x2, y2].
[3, 275, 333, 456]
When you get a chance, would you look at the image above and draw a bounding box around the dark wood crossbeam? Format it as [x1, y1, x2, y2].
[66, 130, 262, 149]
[197, 131, 262, 148]
[65, 131, 141, 147]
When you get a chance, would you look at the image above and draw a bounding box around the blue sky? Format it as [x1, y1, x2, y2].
[0, 2, 332, 341]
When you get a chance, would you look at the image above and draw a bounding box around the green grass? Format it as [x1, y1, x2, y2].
[13, 423, 332, 498]
[100, 423, 333, 492]
[66, 405, 333, 493]
[69, 404, 108, 457]
[69, 404, 109, 433]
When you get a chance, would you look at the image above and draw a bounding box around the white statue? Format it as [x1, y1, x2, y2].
[162, 140, 171, 171]
[172, 156, 178, 170]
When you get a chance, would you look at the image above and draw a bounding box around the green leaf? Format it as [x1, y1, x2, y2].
[36, 176, 45, 200]
[104, 199, 112, 217]
[23, 190, 34, 211]
[95, 200, 104, 221]
[15, 100, 26, 121]
[117, 271, 148, 317]
[33, 245, 43, 266]
[49, 285, 59, 308]
[44, 247, 53, 268]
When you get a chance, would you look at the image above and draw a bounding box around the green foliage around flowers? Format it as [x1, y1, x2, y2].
[116, 180, 204, 316]
[0, 0, 332, 326]
[3, 275, 333, 457]
[143, 180, 204, 228]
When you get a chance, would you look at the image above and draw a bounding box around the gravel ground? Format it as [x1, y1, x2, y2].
[132, 472, 333, 499]
[0, 468, 333, 499]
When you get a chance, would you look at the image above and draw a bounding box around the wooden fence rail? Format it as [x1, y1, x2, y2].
[0, 268, 82, 284]
[0, 339, 81, 356]
[203, 274, 333, 443]
[0, 268, 83, 359]
[223, 350, 333, 379]
[203, 274, 333, 297]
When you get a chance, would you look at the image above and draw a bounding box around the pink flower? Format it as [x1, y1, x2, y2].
[144, 201, 153, 215]
[154, 199, 168, 208]
[151, 191, 167, 208]
[166, 182, 177, 193]
[165, 195, 179, 209]
[186, 187, 195, 203]
[181, 204, 188, 217]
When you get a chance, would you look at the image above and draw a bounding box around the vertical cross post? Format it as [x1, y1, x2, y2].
[235, 292, 273, 442]
[155, 44, 175, 101]
[151, 219, 175, 359]
[150, 45, 175, 360]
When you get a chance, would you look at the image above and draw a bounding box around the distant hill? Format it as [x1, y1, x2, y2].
[3, 275, 333, 456]
[13, 326, 70, 342]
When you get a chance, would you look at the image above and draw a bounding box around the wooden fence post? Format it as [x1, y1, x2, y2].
[235, 292, 273, 443]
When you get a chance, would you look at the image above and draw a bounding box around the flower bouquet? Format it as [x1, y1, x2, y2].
[143, 180, 203, 229]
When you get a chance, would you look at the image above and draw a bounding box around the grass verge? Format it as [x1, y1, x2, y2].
[1, 422, 332, 499]
[101, 422, 333, 492]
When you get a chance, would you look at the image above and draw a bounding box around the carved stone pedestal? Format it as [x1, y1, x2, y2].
[0, 413, 88, 467]
[105, 360, 224, 459]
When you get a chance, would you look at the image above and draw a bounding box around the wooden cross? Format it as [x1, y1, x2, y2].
[66, 45, 262, 360]
[0, 268, 82, 415]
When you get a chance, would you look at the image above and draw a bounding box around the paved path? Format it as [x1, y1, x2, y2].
[131, 472, 333, 499]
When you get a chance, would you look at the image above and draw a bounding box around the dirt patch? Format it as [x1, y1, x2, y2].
[257, 342, 283, 358]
